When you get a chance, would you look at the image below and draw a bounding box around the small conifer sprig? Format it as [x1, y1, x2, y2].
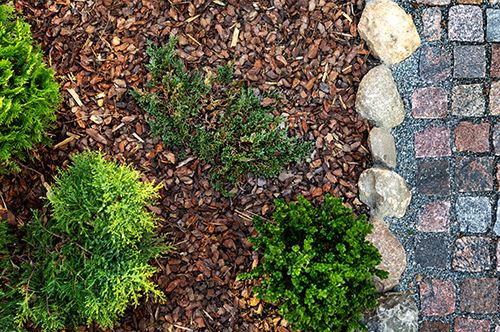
[0, 5, 61, 173]
[239, 195, 387, 332]
[133, 37, 311, 196]
[1, 152, 170, 331]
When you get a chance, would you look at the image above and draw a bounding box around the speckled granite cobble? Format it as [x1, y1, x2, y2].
[387, 1, 500, 331]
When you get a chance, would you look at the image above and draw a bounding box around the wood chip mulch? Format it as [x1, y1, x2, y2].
[1, 0, 374, 331]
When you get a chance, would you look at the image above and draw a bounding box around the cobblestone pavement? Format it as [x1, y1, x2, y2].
[389, 1, 500, 331]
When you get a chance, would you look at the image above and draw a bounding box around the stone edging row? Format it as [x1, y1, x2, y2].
[355, 0, 421, 293]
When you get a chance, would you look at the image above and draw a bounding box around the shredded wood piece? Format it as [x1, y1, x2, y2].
[132, 132, 145, 143]
[231, 26, 239, 47]
[185, 14, 200, 23]
[67, 88, 83, 106]
[53, 134, 80, 149]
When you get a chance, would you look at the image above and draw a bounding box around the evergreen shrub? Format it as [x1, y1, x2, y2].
[0, 5, 61, 172]
[133, 37, 310, 195]
[239, 195, 387, 332]
[2, 152, 169, 331]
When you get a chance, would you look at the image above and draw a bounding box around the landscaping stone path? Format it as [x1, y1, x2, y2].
[389, 1, 500, 331]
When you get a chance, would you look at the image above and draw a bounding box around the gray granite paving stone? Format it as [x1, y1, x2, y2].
[448, 5, 484, 42]
[422, 8, 442, 41]
[451, 84, 485, 116]
[456, 196, 491, 233]
[493, 199, 500, 236]
[490, 81, 500, 115]
[415, 234, 449, 268]
[487, 9, 500, 42]
[453, 45, 486, 78]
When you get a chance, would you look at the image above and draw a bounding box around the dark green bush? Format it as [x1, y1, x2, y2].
[2, 152, 170, 331]
[0, 5, 61, 172]
[239, 195, 387, 332]
[133, 37, 310, 195]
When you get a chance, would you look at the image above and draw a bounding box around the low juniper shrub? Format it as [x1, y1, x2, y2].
[1, 151, 171, 331]
[239, 195, 387, 332]
[133, 37, 311, 196]
[0, 5, 61, 173]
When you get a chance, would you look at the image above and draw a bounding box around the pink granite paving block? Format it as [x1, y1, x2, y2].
[460, 278, 498, 313]
[454, 317, 490, 332]
[420, 321, 450, 332]
[422, 8, 442, 41]
[419, 278, 456, 316]
[497, 164, 500, 191]
[415, 126, 451, 158]
[454, 121, 490, 153]
[490, 81, 500, 115]
[417, 201, 450, 232]
[412, 87, 448, 118]
[492, 44, 500, 78]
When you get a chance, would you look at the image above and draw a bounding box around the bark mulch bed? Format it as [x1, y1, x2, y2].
[1, 0, 374, 330]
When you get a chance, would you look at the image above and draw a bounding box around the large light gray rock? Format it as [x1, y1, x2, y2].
[359, 0, 421, 64]
[355, 65, 404, 129]
[367, 217, 407, 293]
[363, 293, 418, 332]
[368, 127, 397, 169]
[358, 168, 411, 218]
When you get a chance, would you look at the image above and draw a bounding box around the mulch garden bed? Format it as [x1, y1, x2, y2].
[1, 0, 374, 330]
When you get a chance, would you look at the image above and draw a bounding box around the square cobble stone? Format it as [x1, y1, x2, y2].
[449, 5, 484, 42]
[492, 44, 500, 78]
[419, 278, 456, 316]
[422, 8, 442, 41]
[420, 46, 452, 83]
[497, 164, 500, 192]
[487, 9, 500, 42]
[420, 321, 450, 332]
[497, 240, 500, 271]
[417, 201, 450, 232]
[451, 84, 485, 116]
[452, 236, 492, 272]
[456, 157, 494, 192]
[460, 278, 498, 313]
[491, 81, 500, 115]
[454, 317, 490, 332]
[414, 0, 451, 4]
[415, 234, 449, 269]
[493, 200, 500, 235]
[417, 159, 450, 196]
[415, 126, 451, 158]
[456, 196, 491, 233]
[494, 123, 500, 155]
[412, 87, 448, 118]
[454, 121, 490, 153]
[454, 45, 486, 78]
